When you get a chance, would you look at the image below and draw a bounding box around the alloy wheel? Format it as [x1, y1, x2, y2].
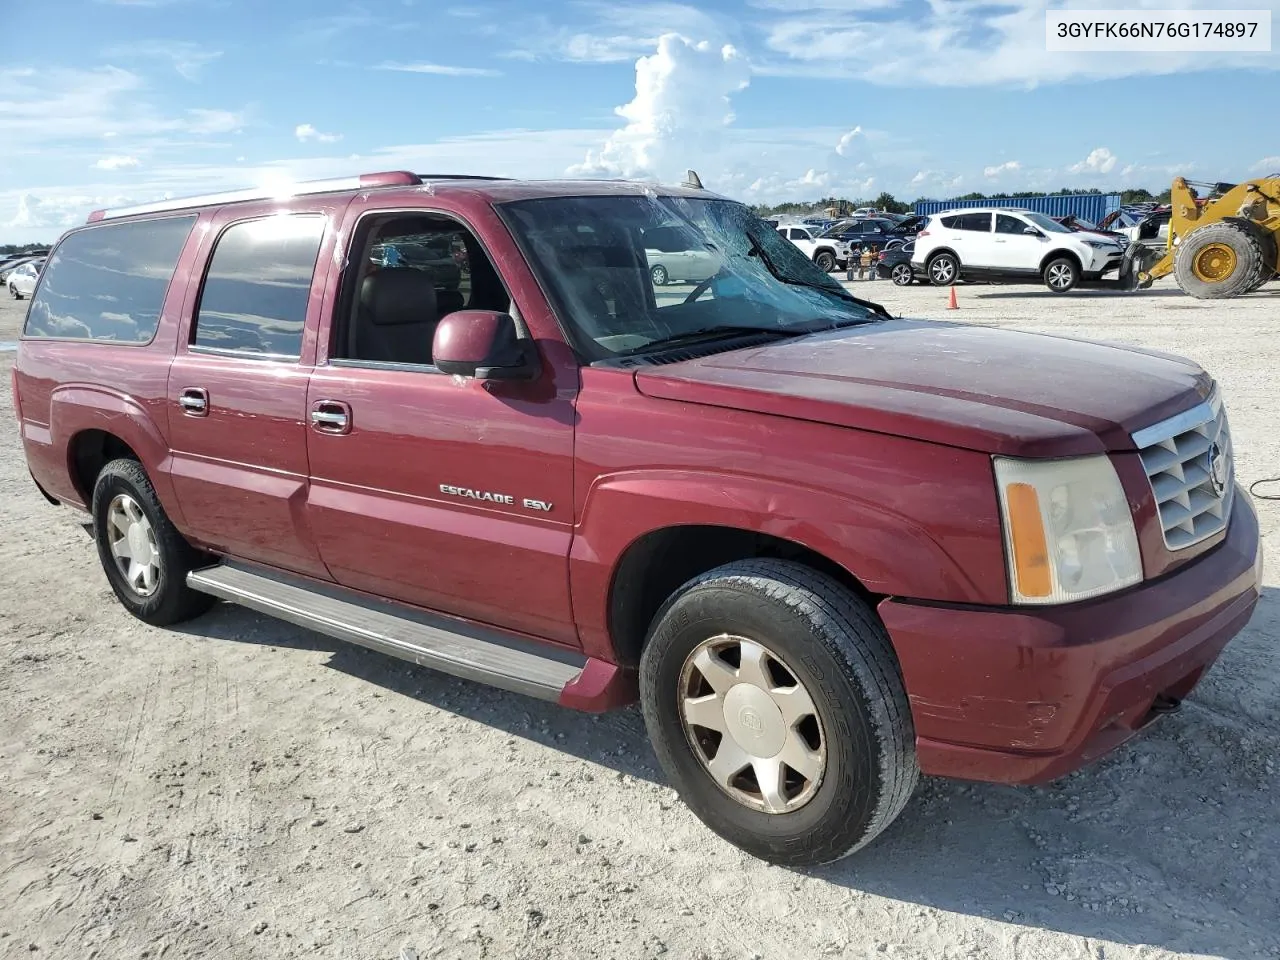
[106, 494, 161, 597]
[678, 634, 826, 814]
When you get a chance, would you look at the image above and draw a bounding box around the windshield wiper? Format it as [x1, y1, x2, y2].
[616, 325, 802, 358]
[745, 234, 892, 319]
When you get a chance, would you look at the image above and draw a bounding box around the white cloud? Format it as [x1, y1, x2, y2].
[792, 169, 830, 188]
[910, 170, 930, 186]
[376, 62, 501, 77]
[569, 33, 750, 179]
[94, 155, 141, 170]
[983, 160, 1021, 178]
[295, 123, 342, 144]
[506, 2, 727, 62]
[755, 0, 1280, 86]
[835, 126, 862, 157]
[104, 40, 222, 80]
[1069, 146, 1118, 175]
[1253, 156, 1280, 172]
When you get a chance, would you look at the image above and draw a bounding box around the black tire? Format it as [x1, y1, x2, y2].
[650, 264, 668, 286]
[10, 284, 22, 300]
[1042, 255, 1079, 293]
[926, 252, 958, 286]
[1174, 220, 1267, 300]
[814, 250, 836, 273]
[890, 263, 913, 286]
[639, 559, 918, 867]
[1240, 221, 1277, 293]
[91, 458, 215, 626]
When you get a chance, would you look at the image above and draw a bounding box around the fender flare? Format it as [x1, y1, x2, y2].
[569, 469, 986, 661]
[48, 384, 183, 521]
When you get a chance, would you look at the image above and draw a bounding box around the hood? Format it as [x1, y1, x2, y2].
[633, 319, 1210, 457]
[1074, 230, 1126, 245]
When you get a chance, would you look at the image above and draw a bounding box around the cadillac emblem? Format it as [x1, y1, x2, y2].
[1207, 441, 1228, 498]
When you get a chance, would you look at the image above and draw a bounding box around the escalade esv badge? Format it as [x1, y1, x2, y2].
[439, 484, 552, 512]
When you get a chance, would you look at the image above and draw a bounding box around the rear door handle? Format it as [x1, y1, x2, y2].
[310, 400, 352, 435]
[178, 387, 208, 416]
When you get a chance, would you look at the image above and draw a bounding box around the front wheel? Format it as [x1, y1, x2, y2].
[640, 559, 918, 867]
[9, 284, 22, 300]
[650, 264, 668, 286]
[814, 251, 836, 273]
[890, 263, 914, 286]
[927, 252, 958, 286]
[1043, 256, 1079, 293]
[92, 459, 215, 626]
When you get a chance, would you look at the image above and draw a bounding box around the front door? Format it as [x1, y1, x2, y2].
[993, 213, 1045, 271]
[166, 202, 344, 579]
[303, 201, 579, 644]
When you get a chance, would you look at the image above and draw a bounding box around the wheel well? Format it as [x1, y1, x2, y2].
[813, 247, 836, 260]
[927, 247, 959, 264]
[70, 430, 140, 504]
[607, 525, 875, 667]
[1041, 249, 1081, 273]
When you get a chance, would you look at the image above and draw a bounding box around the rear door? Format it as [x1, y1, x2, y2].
[166, 200, 347, 578]
[952, 212, 995, 266]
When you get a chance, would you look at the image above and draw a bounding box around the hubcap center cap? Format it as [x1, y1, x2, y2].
[127, 522, 153, 565]
[721, 683, 786, 757]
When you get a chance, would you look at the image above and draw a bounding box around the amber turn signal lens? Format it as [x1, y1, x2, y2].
[1005, 482, 1052, 598]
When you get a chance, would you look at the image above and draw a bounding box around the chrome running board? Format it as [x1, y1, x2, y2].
[187, 562, 585, 701]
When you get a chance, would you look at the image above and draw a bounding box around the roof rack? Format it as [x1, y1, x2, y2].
[86, 170, 427, 223]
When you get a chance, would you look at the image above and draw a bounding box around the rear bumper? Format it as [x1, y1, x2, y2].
[880, 494, 1261, 785]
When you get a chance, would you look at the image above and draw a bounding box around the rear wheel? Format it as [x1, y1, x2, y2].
[890, 263, 913, 286]
[9, 284, 21, 300]
[1174, 220, 1267, 299]
[640, 559, 918, 866]
[92, 459, 215, 626]
[927, 252, 958, 286]
[650, 264, 668, 286]
[1043, 256, 1079, 293]
[814, 251, 836, 273]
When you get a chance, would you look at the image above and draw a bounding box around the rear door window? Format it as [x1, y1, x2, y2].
[955, 213, 993, 232]
[23, 215, 196, 342]
[192, 215, 326, 358]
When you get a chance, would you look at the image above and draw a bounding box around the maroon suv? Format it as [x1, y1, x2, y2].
[13, 171, 1262, 866]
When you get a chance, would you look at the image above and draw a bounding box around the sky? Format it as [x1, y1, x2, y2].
[1, 0, 1278, 243]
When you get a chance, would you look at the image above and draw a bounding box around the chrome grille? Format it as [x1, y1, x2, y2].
[1131, 386, 1234, 551]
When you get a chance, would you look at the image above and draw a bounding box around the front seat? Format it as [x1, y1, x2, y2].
[356, 268, 439, 365]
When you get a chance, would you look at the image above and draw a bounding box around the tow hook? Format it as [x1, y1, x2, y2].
[1151, 694, 1182, 715]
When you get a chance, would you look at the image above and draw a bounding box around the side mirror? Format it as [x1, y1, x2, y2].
[433, 310, 538, 381]
[1024, 227, 1044, 237]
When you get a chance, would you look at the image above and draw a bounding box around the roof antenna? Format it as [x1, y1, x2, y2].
[682, 169, 703, 190]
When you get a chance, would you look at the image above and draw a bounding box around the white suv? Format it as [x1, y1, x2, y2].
[912, 207, 1127, 293]
[776, 225, 853, 273]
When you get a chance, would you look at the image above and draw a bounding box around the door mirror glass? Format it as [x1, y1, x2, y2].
[1024, 226, 1043, 237]
[432, 310, 538, 380]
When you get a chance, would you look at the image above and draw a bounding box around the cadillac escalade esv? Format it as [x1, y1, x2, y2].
[14, 171, 1262, 866]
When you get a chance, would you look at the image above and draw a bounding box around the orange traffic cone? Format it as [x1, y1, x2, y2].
[946, 286, 958, 310]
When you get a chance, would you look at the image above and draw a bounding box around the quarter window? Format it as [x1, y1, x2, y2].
[23, 215, 196, 342]
[193, 215, 325, 358]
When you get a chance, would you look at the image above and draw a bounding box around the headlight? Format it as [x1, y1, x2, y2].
[1084, 240, 1116, 250]
[994, 455, 1142, 604]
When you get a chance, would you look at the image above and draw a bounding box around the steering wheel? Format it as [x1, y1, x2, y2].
[683, 271, 723, 305]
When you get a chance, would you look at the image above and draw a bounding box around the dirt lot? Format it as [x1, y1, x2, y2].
[1, 280, 1278, 960]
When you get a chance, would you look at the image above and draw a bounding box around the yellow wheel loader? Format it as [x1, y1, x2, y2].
[1125, 175, 1280, 298]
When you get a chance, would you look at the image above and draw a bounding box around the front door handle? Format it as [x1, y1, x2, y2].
[310, 400, 352, 435]
[178, 387, 208, 416]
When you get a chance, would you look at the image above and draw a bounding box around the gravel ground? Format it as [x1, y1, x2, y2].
[1, 279, 1278, 960]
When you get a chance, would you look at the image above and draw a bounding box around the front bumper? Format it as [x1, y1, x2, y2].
[1082, 247, 1126, 279]
[879, 493, 1261, 785]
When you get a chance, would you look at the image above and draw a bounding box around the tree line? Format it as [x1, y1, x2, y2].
[751, 187, 1172, 218]
[1, 243, 50, 256]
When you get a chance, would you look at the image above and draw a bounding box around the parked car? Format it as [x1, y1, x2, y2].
[0, 256, 44, 285]
[15, 170, 1260, 868]
[776, 224, 852, 271]
[645, 228, 722, 285]
[1097, 207, 1172, 249]
[823, 216, 923, 247]
[912, 207, 1128, 292]
[876, 241, 921, 285]
[7, 260, 40, 299]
